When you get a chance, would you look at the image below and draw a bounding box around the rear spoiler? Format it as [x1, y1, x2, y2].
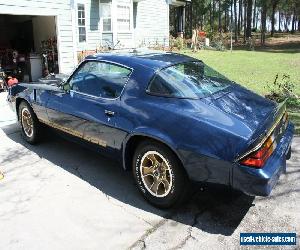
[235, 100, 287, 162]
[9, 82, 62, 97]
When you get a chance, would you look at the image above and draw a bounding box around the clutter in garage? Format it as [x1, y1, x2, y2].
[0, 15, 58, 88]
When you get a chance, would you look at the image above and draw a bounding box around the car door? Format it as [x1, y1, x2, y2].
[46, 60, 131, 154]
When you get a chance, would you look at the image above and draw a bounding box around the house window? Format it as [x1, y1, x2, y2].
[100, 0, 112, 32]
[117, 5, 130, 31]
[77, 4, 86, 43]
[133, 2, 137, 29]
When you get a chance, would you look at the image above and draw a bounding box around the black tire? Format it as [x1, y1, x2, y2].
[133, 140, 189, 208]
[18, 101, 42, 144]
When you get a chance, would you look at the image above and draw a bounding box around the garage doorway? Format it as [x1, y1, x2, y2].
[0, 15, 59, 83]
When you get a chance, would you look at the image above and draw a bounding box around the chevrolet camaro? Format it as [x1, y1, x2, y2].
[7, 52, 294, 208]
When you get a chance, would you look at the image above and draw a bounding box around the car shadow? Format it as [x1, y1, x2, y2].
[2, 125, 254, 236]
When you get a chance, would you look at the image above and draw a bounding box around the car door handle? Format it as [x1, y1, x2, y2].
[104, 110, 115, 117]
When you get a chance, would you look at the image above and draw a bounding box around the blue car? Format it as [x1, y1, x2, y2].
[7, 52, 294, 208]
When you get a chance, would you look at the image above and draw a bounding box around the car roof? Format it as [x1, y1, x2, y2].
[85, 51, 196, 71]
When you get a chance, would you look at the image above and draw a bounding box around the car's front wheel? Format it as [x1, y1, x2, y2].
[18, 101, 41, 144]
[133, 140, 189, 208]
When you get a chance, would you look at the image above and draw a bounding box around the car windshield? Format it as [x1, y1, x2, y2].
[148, 61, 232, 99]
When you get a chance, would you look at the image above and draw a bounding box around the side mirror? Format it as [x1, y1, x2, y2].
[61, 81, 71, 92]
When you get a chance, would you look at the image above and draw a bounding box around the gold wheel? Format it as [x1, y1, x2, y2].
[140, 151, 173, 197]
[21, 107, 34, 138]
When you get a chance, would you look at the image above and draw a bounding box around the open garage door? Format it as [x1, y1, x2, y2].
[0, 15, 58, 83]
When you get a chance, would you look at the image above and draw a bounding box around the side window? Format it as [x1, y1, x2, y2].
[147, 73, 174, 96]
[69, 61, 131, 98]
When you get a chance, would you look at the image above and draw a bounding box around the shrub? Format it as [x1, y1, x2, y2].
[246, 37, 255, 51]
[169, 36, 187, 51]
[207, 32, 227, 51]
[265, 74, 300, 108]
[212, 39, 226, 51]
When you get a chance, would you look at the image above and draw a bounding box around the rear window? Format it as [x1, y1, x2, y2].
[147, 61, 231, 99]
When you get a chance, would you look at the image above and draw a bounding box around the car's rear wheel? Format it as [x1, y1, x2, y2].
[18, 101, 41, 144]
[133, 140, 189, 208]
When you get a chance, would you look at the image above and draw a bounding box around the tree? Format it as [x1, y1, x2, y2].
[243, 0, 247, 42]
[218, 0, 222, 32]
[234, 0, 238, 42]
[238, 0, 243, 35]
[210, 1, 213, 31]
[260, 0, 268, 45]
[253, 0, 257, 29]
[278, 11, 283, 32]
[170, 0, 299, 46]
[291, 8, 295, 33]
[271, 0, 280, 36]
[212, 0, 216, 30]
[246, 0, 253, 38]
[224, 0, 230, 32]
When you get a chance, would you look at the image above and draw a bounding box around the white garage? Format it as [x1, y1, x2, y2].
[0, 0, 76, 82]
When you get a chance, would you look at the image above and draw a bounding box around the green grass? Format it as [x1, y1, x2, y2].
[183, 49, 300, 96]
[182, 49, 300, 134]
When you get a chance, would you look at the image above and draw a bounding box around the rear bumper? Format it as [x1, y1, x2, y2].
[232, 122, 294, 196]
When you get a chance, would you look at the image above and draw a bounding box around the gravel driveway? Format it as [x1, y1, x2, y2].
[0, 92, 299, 249]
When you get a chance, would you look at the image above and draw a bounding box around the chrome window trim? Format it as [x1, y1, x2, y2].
[66, 58, 134, 101]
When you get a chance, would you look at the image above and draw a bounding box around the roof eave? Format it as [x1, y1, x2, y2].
[169, 0, 191, 7]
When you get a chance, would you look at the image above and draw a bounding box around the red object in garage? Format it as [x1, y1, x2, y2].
[7, 76, 18, 87]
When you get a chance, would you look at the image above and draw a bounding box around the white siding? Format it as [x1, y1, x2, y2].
[117, 33, 133, 48]
[133, 0, 169, 48]
[75, 0, 134, 50]
[0, 0, 76, 74]
[73, 0, 170, 51]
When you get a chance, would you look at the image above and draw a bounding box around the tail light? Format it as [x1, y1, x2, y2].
[238, 110, 288, 168]
[240, 136, 276, 168]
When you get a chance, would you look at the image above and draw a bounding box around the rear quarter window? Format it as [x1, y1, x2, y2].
[147, 61, 231, 99]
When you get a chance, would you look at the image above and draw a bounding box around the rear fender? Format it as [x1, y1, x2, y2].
[122, 127, 182, 170]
